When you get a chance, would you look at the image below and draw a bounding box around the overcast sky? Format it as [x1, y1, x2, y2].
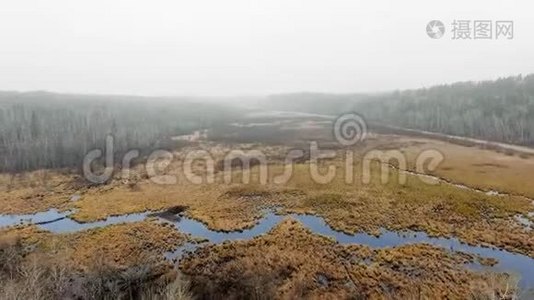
[0, 0, 533, 96]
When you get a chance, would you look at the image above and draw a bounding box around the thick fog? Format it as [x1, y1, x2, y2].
[1, 0, 533, 96]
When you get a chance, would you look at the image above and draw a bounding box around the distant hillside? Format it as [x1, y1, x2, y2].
[265, 93, 367, 115]
[265, 75, 534, 146]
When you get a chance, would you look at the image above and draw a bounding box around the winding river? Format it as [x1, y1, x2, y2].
[1, 208, 534, 289]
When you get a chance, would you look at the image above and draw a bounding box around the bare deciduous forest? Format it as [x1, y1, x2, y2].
[0, 92, 237, 172]
[357, 75, 534, 145]
[3, 74, 534, 173]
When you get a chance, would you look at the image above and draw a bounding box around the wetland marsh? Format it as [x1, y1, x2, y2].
[2, 110, 534, 299]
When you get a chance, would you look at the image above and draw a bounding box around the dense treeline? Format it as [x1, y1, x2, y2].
[354, 75, 534, 145]
[265, 75, 534, 146]
[0, 92, 237, 173]
[4, 74, 534, 172]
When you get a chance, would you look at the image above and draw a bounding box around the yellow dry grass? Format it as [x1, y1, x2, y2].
[1, 220, 187, 270]
[369, 134, 534, 199]
[181, 218, 510, 299]
[0, 170, 77, 214]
